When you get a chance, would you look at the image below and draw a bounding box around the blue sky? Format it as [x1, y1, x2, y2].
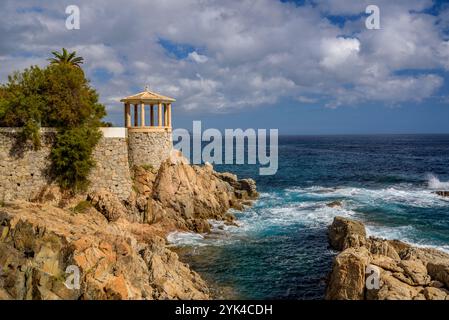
[1, 0, 449, 134]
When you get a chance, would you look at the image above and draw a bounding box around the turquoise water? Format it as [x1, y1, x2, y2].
[169, 135, 449, 299]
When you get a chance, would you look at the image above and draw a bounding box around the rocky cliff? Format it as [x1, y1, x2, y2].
[326, 216, 449, 300]
[0, 151, 258, 300]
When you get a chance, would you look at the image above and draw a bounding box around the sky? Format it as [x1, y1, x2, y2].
[1, 0, 449, 134]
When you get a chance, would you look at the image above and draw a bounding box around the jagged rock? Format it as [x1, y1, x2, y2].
[328, 216, 367, 251]
[0, 201, 209, 300]
[143, 159, 257, 233]
[423, 287, 449, 300]
[370, 255, 402, 273]
[427, 263, 449, 288]
[326, 216, 449, 301]
[367, 238, 401, 260]
[434, 191, 449, 197]
[325, 247, 371, 300]
[396, 259, 430, 286]
[375, 272, 424, 300]
[88, 188, 126, 222]
[326, 201, 342, 208]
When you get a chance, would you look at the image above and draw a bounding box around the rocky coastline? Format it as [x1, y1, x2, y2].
[326, 216, 449, 300]
[0, 151, 258, 300]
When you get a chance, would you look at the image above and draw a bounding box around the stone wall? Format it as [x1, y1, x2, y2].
[0, 128, 56, 202]
[0, 128, 132, 202]
[127, 131, 172, 169]
[89, 135, 132, 201]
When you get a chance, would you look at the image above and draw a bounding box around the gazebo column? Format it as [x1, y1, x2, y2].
[124, 103, 131, 127]
[140, 103, 145, 127]
[167, 103, 172, 127]
[164, 104, 168, 127]
[134, 104, 138, 126]
[158, 103, 162, 127]
[150, 104, 154, 126]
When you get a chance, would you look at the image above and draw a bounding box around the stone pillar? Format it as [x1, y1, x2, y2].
[134, 104, 138, 127]
[125, 103, 131, 127]
[140, 103, 145, 127]
[167, 103, 172, 127]
[158, 103, 162, 127]
[150, 104, 154, 126]
[164, 104, 167, 127]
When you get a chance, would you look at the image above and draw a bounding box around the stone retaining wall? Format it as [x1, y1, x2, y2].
[0, 128, 137, 201]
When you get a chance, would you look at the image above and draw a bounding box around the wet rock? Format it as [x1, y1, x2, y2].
[326, 201, 342, 208]
[434, 191, 449, 197]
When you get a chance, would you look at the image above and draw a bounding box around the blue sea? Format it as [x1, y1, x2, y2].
[168, 135, 449, 299]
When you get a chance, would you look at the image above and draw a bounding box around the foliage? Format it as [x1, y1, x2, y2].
[48, 48, 84, 68]
[51, 127, 102, 192]
[0, 50, 107, 192]
[72, 200, 93, 213]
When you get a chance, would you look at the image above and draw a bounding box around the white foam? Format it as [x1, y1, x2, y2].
[427, 174, 449, 190]
[167, 232, 206, 247]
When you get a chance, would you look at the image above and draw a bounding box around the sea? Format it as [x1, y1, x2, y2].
[167, 135, 449, 299]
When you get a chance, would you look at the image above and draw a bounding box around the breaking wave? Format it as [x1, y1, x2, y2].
[427, 174, 449, 190]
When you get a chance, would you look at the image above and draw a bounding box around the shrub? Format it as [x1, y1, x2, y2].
[51, 127, 102, 192]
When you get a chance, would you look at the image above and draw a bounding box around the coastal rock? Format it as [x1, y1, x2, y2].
[87, 188, 126, 222]
[139, 158, 258, 233]
[367, 238, 401, 260]
[326, 216, 449, 300]
[434, 191, 449, 197]
[0, 201, 209, 300]
[325, 247, 370, 300]
[427, 263, 449, 288]
[326, 201, 342, 208]
[328, 216, 367, 251]
[422, 287, 449, 300]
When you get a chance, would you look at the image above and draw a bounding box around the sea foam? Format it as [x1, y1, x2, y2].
[427, 174, 449, 190]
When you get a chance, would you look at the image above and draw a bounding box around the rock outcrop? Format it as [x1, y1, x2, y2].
[434, 191, 449, 198]
[0, 150, 258, 300]
[0, 201, 209, 300]
[326, 216, 449, 300]
[126, 151, 258, 233]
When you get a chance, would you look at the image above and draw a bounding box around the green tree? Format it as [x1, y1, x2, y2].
[48, 48, 84, 68]
[0, 50, 106, 191]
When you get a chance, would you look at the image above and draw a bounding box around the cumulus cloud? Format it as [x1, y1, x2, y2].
[0, 0, 448, 122]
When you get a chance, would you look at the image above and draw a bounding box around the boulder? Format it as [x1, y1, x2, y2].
[427, 263, 449, 288]
[326, 201, 342, 208]
[423, 287, 449, 300]
[328, 216, 367, 251]
[325, 247, 371, 300]
[367, 238, 400, 260]
[434, 191, 449, 197]
[88, 189, 126, 222]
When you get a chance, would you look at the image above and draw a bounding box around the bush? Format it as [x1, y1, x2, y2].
[51, 127, 102, 192]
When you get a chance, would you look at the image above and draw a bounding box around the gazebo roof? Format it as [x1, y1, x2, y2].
[120, 90, 176, 104]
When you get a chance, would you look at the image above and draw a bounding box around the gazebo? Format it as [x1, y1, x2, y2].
[121, 88, 175, 132]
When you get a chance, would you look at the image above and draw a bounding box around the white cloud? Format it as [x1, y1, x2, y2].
[0, 0, 448, 120]
[188, 51, 208, 64]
